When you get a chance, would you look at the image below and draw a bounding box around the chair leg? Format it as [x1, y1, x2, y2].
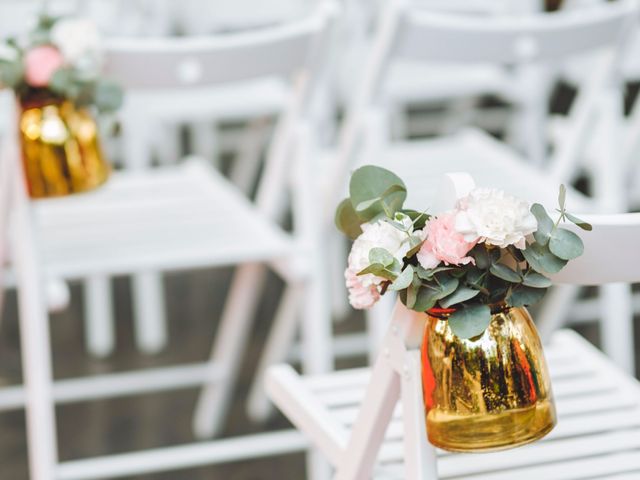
[192, 263, 266, 439]
[132, 271, 168, 354]
[246, 283, 302, 422]
[13, 203, 58, 479]
[84, 276, 116, 358]
[365, 294, 395, 365]
[190, 121, 219, 168]
[307, 449, 332, 480]
[228, 117, 270, 195]
[300, 269, 333, 376]
[600, 283, 635, 375]
[329, 231, 350, 321]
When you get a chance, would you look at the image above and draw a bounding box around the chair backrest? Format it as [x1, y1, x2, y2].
[549, 213, 640, 285]
[325, 0, 639, 222]
[396, 1, 636, 65]
[103, 1, 336, 89]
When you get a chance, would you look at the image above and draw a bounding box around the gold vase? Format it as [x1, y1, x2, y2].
[421, 306, 556, 452]
[19, 94, 110, 198]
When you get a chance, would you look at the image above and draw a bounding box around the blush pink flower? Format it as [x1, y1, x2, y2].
[344, 265, 381, 310]
[24, 46, 64, 87]
[417, 212, 477, 269]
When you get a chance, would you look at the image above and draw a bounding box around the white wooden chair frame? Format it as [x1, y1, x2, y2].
[267, 172, 640, 479]
[0, 3, 339, 479]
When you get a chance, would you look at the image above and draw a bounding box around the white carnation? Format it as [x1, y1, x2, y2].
[345, 220, 412, 309]
[454, 188, 536, 249]
[51, 18, 101, 67]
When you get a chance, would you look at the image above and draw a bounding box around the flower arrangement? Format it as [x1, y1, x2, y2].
[336, 166, 591, 339]
[0, 14, 122, 112]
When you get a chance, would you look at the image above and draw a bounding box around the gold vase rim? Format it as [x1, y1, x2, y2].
[426, 303, 511, 319]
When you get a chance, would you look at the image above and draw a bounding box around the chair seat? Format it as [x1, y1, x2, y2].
[369, 129, 594, 213]
[269, 329, 640, 479]
[23, 160, 294, 279]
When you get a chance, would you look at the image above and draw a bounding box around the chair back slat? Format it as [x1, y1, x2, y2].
[549, 213, 640, 285]
[103, 4, 334, 89]
[397, 0, 638, 64]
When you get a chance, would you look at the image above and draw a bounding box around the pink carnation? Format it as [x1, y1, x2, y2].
[24, 46, 64, 87]
[344, 264, 381, 310]
[417, 212, 477, 269]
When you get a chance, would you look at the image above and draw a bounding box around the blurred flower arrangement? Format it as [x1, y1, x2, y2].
[336, 166, 591, 338]
[0, 14, 122, 112]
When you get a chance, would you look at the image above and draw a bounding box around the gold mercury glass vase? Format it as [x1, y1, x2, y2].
[19, 94, 110, 198]
[421, 306, 556, 452]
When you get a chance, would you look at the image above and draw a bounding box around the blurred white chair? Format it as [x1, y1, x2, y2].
[327, 0, 638, 371]
[0, 4, 338, 479]
[267, 172, 640, 479]
[85, 0, 327, 358]
[338, 0, 551, 163]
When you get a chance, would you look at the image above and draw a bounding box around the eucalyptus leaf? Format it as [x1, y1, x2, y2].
[369, 247, 394, 267]
[357, 263, 397, 281]
[49, 68, 74, 96]
[413, 286, 438, 311]
[448, 305, 491, 339]
[549, 228, 584, 260]
[522, 271, 552, 288]
[471, 245, 492, 269]
[508, 285, 548, 307]
[440, 286, 480, 309]
[405, 235, 424, 258]
[355, 197, 380, 213]
[402, 209, 429, 230]
[433, 275, 459, 300]
[390, 265, 414, 291]
[335, 198, 363, 240]
[405, 280, 419, 309]
[564, 211, 592, 231]
[349, 165, 407, 221]
[0, 60, 23, 88]
[489, 263, 522, 283]
[94, 80, 124, 113]
[522, 243, 567, 274]
[558, 184, 566, 210]
[531, 203, 554, 246]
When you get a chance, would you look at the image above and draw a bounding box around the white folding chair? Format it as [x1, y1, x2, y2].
[326, 0, 639, 372]
[83, 0, 328, 358]
[0, 3, 338, 478]
[267, 172, 640, 479]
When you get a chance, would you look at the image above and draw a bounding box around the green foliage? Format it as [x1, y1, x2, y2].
[369, 248, 394, 267]
[531, 203, 553, 246]
[349, 166, 407, 221]
[522, 271, 552, 288]
[440, 286, 480, 308]
[508, 285, 548, 307]
[335, 198, 363, 239]
[449, 305, 491, 339]
[522, 243, 567, 274]
[390, 265, 414, 291]
[489, 263, 522, 283]
[548, 228, 584, 260]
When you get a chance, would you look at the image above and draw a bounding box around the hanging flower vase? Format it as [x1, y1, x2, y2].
[421, 306, 556, 452]
[19, 94, 110, 198]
